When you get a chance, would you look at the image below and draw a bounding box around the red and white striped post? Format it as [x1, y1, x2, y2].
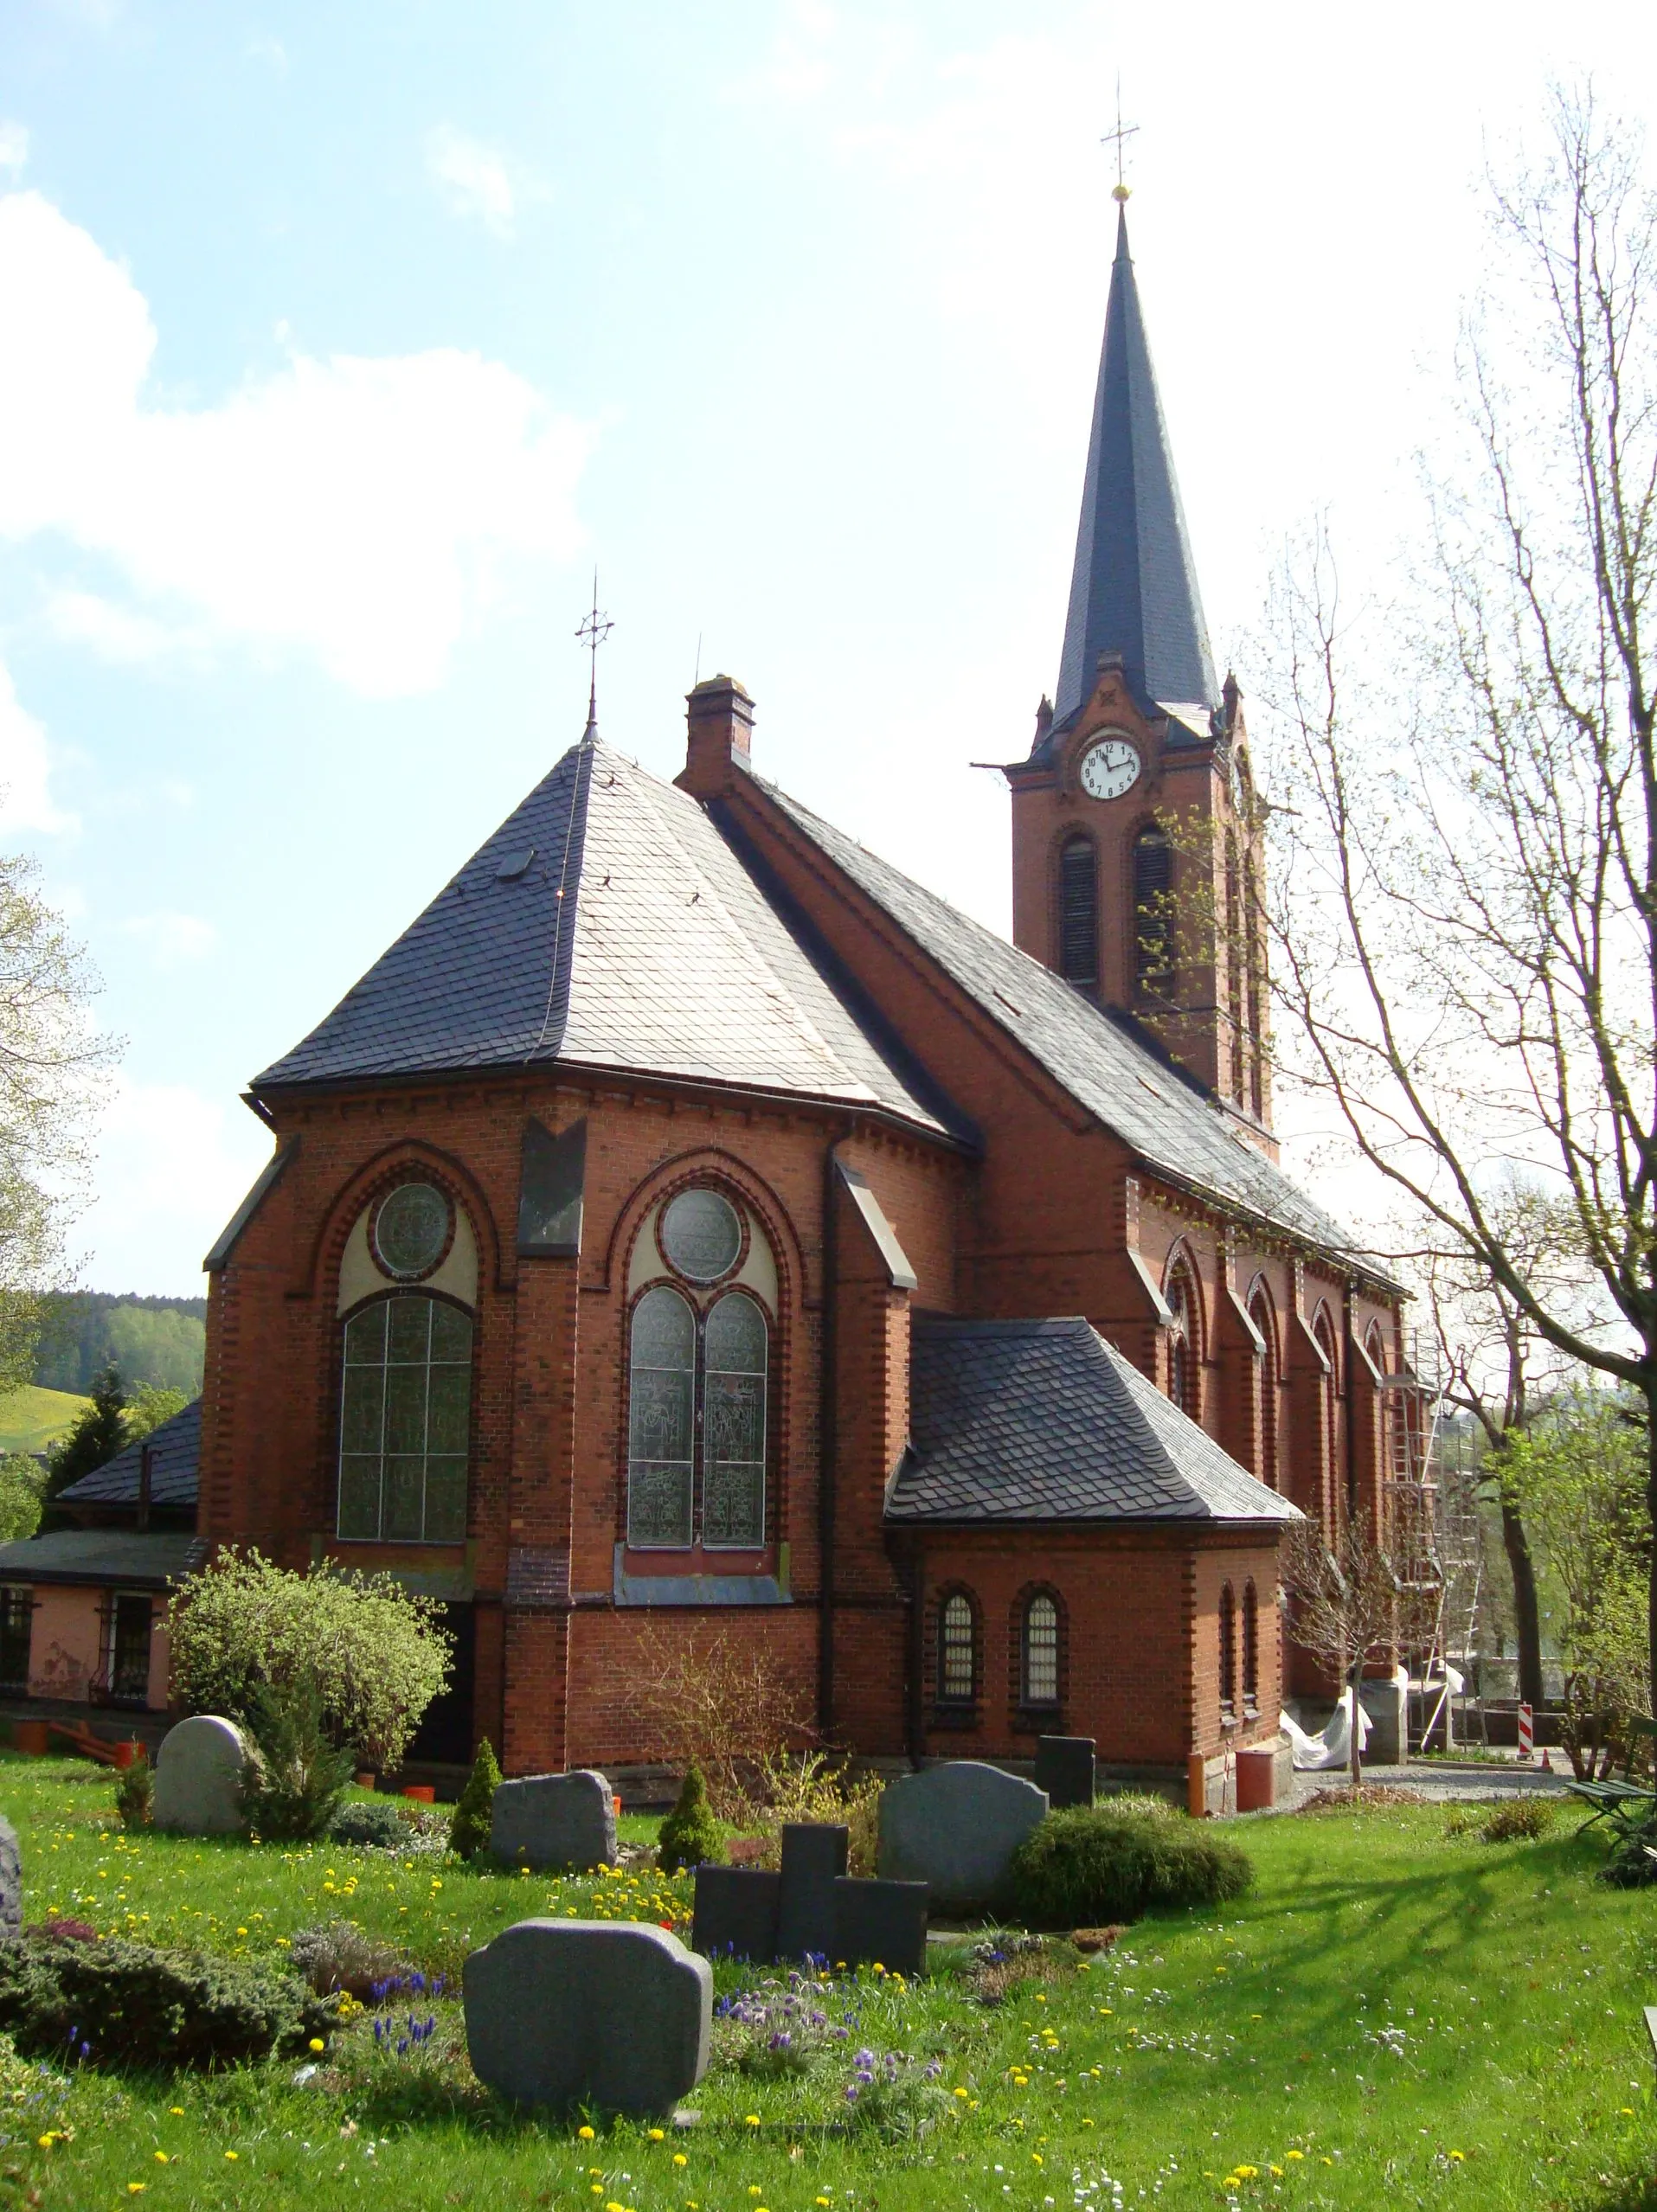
[1518, 1702, 1534, 1760]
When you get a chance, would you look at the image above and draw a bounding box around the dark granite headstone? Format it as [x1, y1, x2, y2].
[690, 1866, 780, 1963]
[832, 1875, 927, 1978]
[775, 1824, 847, 1963]
[0, 1815, 18, 1940]
[1035, 1735, 1096, 1811]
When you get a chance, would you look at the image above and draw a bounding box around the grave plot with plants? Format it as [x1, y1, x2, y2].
[0, 1755, 1654, 2211]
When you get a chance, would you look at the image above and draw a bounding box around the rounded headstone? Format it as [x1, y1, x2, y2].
[877, 1760, 1049, 1911]
[490, 1769, 615, 1871]
[152, 1715, 251, 1836]
[464, 1918, 711, 2116]
[0, 1813, 19, 1938]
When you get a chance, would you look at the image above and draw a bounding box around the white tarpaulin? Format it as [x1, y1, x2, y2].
[1280, 1689, 1372, 1772]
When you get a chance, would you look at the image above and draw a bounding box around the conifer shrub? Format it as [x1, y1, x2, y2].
[447, 1737, 501, 1861]
[113, 1747, 152, 1831]
[1007, 1807, 1253, 1929]
[0, 1936, 338, 2070]
[327, 1798, 408, 1850]
[240, 1675, 356, 1842]
[658, 1764, 724, 1874]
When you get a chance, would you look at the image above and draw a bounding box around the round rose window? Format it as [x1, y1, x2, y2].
[659, 1189, 742, 1283]
[374, 1183, 451, 1279]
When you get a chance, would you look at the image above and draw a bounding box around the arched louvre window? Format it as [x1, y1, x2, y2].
[1058, 836, 1098, 984]
[1021, 1592, 1060, 1709]
[939, 1592, 976, 1704]
[338, 1294, 472, 1543]
[627, 1282, 769, 1550]
[1219, 1582, 1237, 1716]
[1243, 850, 1265, 1119]
[703, 1293, 767, 1548]
[1242, 1580, 1259, 1709]
[1133, 827, 1174, 996]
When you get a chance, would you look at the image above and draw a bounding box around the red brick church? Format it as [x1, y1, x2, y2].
[198, 203, 1400, 1798]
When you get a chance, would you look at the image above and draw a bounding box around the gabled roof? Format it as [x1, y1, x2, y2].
[55, 1401, 200, 1510]
[254, 735, 956, 1142]
[1053, 204, 1217, 725]
[887, 1317, 1300, 1526]
[0, 1529, 207, 1588]
[761, 778, 1365, 1263]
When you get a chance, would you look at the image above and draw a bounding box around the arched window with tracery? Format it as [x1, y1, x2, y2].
[1249, 1283, 1279, 1490]
[1020, 1591, 1062, 1711]
[1218, 1581, 1237, 1718]
[338, 1293, 472, 1543]
[1242, 1580, 1259, 1709]
[1133, 827, 1174, 997]
[1166, 1255, 1201, 1419]
[1058, 835, 1098, 985]
[937, 1590, 978, 1707]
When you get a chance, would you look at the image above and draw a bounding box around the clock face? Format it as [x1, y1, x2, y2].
[1079, 734, 1142, 801]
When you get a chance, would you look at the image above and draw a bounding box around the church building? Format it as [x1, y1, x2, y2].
[198, 203, 1402, 1802]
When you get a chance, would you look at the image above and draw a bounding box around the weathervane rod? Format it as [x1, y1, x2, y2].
[575, 571, 613, 725]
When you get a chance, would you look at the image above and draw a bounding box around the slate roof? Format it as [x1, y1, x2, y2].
[887, 1317, 1301, 1526]
[1053, 203, 1217, 725]
[254, 734, 955, 1142]
[760, 778, 1368, 1263]
[55, 1401, 200, 1510]
[0, 1529, 207, 1588]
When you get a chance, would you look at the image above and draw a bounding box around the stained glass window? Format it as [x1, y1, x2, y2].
[660, 1189, 742, 1283]
[939, 1593, 975, 1703]
[375, 1183, 451, 1279]
[1022, 1593, 1060, 1708]
[337, 1294, 472, 1543]
[627, 1286, 697, 1547]
[703, 1292, 767, 1548]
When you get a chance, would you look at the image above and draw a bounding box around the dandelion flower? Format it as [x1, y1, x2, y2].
[673, 2153, 688, 2169]
[154, 2151, 170, 2163]
[745, 2113, 761, 2127]
[648, 2128, 665, 2142]
[127, 2188, 147, 2197]
[225, 2151, 239, 2161]
[1449, 2151, 1465, 2164]
[578, 2125, 596, 2140]
[308, 2037, 325, 2054]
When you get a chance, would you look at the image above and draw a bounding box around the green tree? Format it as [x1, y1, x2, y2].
[448, 1737, 501, 1861]
[165, 1549, 452, 1773]
[0, 1451, 42, 1542]
[123, 1383, 189, 1444]
[42, 1362, 126, 1498]
[657, 1763, 724, 1874]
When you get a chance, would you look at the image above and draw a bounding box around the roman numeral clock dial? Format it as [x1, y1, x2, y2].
[1079, 734, 1142, 801]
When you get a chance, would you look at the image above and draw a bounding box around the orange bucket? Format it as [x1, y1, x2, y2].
[11, 1722, 48, 1757]
[401, 1785, 436, 1804]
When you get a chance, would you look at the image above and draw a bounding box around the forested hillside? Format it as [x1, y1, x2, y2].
[33, 1292, 207, 1395]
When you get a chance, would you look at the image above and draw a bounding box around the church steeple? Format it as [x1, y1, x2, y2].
[1053, 202, 1217, 722]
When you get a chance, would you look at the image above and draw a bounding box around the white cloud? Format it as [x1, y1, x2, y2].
[44, 588, 189, 664]
[119, 912, 215, 968]
[425, 125, 543, 240]
[74, 1076, 273, 1293]
[0, 189, 588, 697]
[0, 661, 75, 835]
[0, 124, 27, 176]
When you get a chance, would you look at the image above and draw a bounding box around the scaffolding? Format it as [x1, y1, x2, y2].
[1382, 1339, 1483, 1750]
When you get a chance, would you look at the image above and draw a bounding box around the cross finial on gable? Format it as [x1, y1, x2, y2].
[1102, 76, 1138, 202]
[575, 572, 614, 730]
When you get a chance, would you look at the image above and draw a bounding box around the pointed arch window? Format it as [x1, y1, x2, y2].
[337, 1293, 472, 1544]
[1224, 828, 1244, 1102]
[1313, 1305, 1340, 1516]
[1166, 1257, 1200, 1419]
[938, 1591, 978, 1706]
[1058, 835, 1098, 985]
[1242, 1580, 1260, 1710]
[1219, 1581, 1237, 1718]
[1249, 1286, 1279, 1490]
[1133, 827, 1174, 997]
[1020, 1591, 1061, 1709]
[627, 1281, 768, 1550]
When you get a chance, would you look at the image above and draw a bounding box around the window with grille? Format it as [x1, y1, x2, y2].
[1219, 1582, 1237, 1716]
[1058, 837, 1098, 984]
[1021, 1593, 1060, 1708]
[0, 1587, 30, 1694]
[1242, 1580, 1259, 1709]
[102, 1593, 153, 1706]
[628, 1284, 767, 1550]
[1134, 828, 1174, 994]
[939, 1593, 976, 1703]
[337, 1294, 472, 1543]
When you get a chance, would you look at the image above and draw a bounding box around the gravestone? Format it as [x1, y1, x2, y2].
[490, 1769, 615, 1871]
[1035, 1735, 1096, 1811]
[690, 1867, 781, 1964]
[152, 1715, 250, 1836]
[774, 1823, 847, 1962]
[464, 1919, 710, 2116]
[877, 1761, 1048, 1912]
[832, 1875, 928, 1977]
[0, 1813, 19, 1939]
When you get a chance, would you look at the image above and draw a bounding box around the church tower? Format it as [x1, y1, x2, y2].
[1000, 197, 1271, 1142]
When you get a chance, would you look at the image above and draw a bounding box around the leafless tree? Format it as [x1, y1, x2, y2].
[1256, 91, 1657, 1700]
[1279, 1517, 1438, 1787]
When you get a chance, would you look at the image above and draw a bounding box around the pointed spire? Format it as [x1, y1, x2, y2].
[1053, 202, 1217, 723]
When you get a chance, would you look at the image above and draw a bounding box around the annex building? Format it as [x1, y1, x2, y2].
[176, 204, 1402, 1799]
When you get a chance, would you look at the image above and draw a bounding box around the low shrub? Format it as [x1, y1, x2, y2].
[1601, 1804, 1657, 1888]
[447, 1737, 501, 1862]
[328, 1798, 408, 1850]
[1480, 1798, 1557, 1843]
[0, 1936, 338, 2071]
[1007, 1808, 1253, 1928]
[241, 1674, 357, 1842]
[287, 1920, 416, 2001]
[114, 1747, 152, 1831]
[658, 1763, 724, 1875]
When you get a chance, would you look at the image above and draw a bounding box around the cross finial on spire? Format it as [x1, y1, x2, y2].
[1102, 75, 1137, 202]
[575, 571, 613, 727]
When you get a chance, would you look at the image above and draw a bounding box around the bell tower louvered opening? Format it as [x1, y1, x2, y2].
[1058, 835, 1098, 985]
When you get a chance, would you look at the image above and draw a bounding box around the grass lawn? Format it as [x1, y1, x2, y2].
[0, 1388, 89, 1459]
[0, 1758, 1652, 2211]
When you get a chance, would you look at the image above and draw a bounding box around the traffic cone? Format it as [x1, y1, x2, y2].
[1540, 1747, 1552, 1772]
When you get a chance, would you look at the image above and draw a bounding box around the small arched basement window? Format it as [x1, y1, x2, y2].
[1133, 827, 1174, 996]
[1058, 836, 1098, 984]
[938, 1592, 977, 1705]
[1021, 1592, 1061, 1709]
[1219, 1581, 1237, 1718]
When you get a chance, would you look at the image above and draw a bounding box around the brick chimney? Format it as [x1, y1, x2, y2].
[678, 675, 755, 799]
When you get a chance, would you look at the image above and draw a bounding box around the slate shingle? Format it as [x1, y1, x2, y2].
[54, 1401, 200, 1510]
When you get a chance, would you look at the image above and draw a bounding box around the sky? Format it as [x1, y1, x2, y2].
[2, 0, 1654, 1298]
